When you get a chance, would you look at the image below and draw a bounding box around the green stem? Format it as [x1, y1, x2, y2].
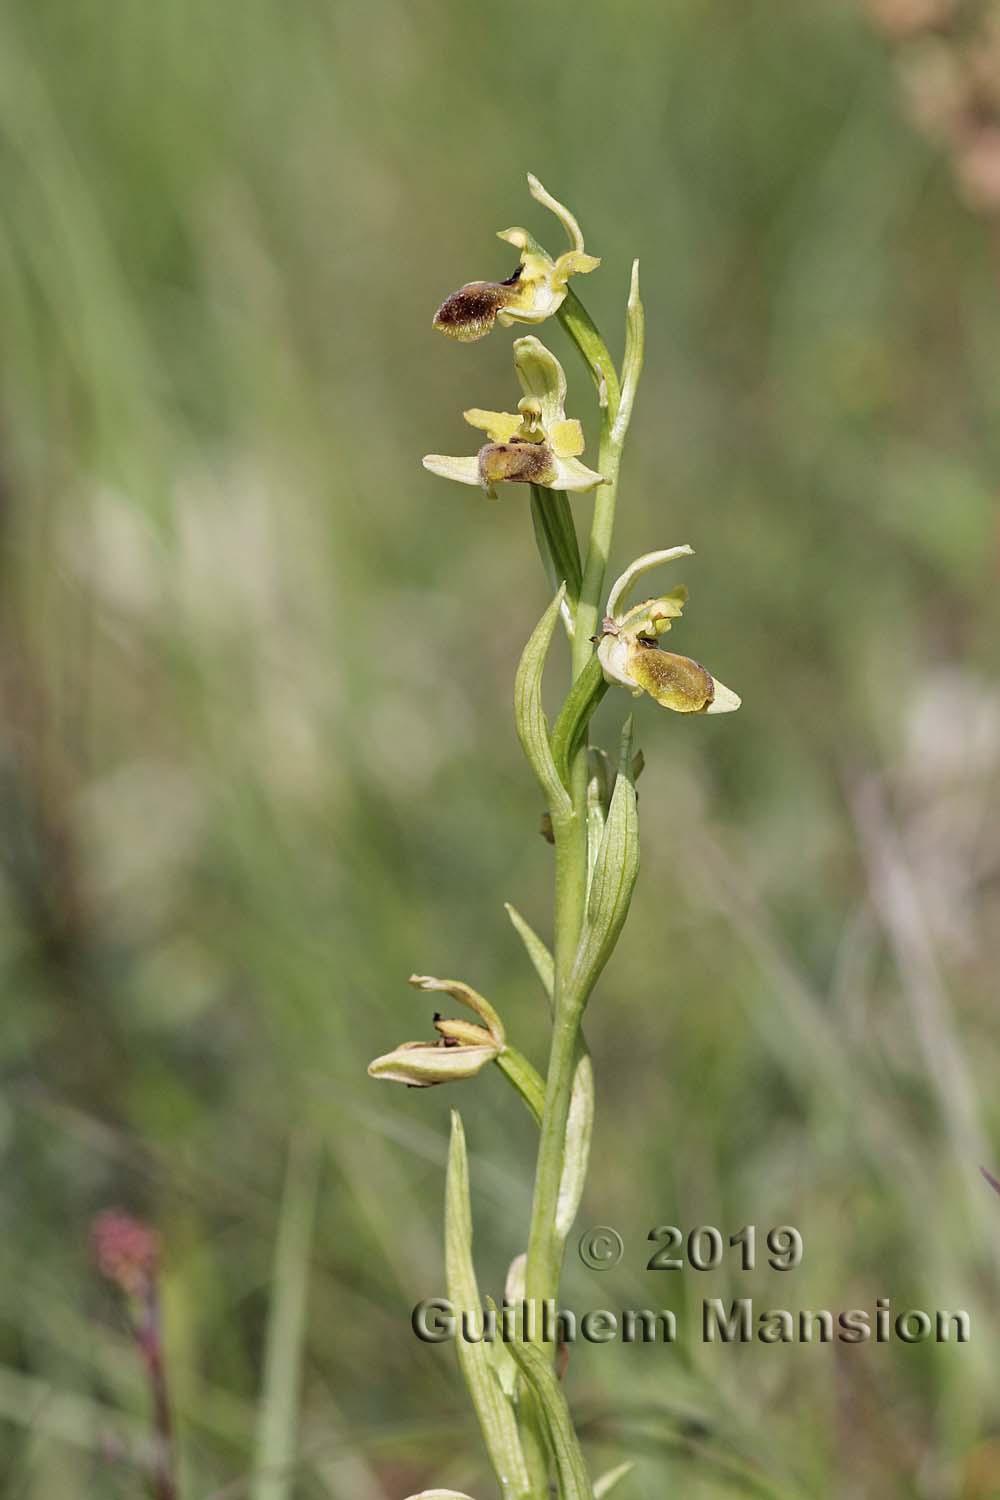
[523, 290, 627, 1327]
[524, 988, 583, 1308]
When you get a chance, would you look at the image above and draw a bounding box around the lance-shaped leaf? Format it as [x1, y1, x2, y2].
[530, 486, 581, 627]
[485, 1252, 526, 1401]
[551, 653, 608, 792]
[585, 749, 613, 895]
[503, 1325, 593, 1500]
[569, 719, 639, 1013]
[594, 1463, 634, 1497]
[515, 587, 572, 822]
[446, 1114, 532, 1500]
[504, 903, 554, 1007]
[611, 260, 644, 449]
[555, 1051, 594, 1242]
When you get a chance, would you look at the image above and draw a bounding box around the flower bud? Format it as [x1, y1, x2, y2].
[92, 1211, 160, 1297]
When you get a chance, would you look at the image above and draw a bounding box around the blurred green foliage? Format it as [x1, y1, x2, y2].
[1, 0, 999, 1495]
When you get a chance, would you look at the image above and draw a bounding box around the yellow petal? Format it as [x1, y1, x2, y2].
[552, 249, 601, 286]
[433, 1019, 495, 1046]
[549, 418, 585, 458]
[620, 588, 687, 637]
[463, 408, 523, 443]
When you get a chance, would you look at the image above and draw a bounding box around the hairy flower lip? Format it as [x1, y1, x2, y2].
[423, 336, 603, 499]
[431, 175, 599, 341]
[597, 549, 741, 715]
[433, 272, 524, 341]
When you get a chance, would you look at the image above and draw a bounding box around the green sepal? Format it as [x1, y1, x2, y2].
[501, 1316, 593, 1500]
[445, 1113, 533, 1500]
[515, 587, 572, 822]
[515, 336, 571, 432]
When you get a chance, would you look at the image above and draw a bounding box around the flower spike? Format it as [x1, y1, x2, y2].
[423, 337, 603, 499]
[597, 548, 741, 715]
[433, 174, 600, 341]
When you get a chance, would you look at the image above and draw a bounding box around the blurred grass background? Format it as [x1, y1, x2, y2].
[1, 0, 1000, 1495]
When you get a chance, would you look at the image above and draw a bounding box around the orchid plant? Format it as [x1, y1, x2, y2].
[369, 175, 740, 1500]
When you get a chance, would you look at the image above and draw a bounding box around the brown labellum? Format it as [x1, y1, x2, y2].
[433, 271, 521, 341]
[478, 441, 557, 488]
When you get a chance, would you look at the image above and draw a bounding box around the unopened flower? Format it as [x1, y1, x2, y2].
[433, 174, 600, 341]
[597, 548, 741, 715]
[92, 1210, 160, 1297]
[423, 336, 603, 498]
[368, 975, 506, 1089]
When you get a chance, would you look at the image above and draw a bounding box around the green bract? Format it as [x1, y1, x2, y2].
[423, 337, 603, 499]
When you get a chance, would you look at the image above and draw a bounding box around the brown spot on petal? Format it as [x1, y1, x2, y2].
[433, 272, 520, 341]
[628, 644, 715, 713]
[478, 441, 557, 488]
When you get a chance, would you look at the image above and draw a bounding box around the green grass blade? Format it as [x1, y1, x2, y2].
[252, 1132, 321, 1500]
